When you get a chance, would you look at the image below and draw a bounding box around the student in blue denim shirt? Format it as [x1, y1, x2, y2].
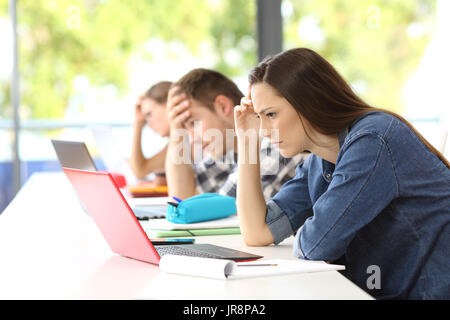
[234, 48, 450, 299]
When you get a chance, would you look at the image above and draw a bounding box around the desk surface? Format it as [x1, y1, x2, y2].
[0, 172, 372, 300]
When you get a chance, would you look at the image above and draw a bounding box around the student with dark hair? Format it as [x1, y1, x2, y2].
[165, 68, 307, 200]
[234, 48, 450, 299]
[130, 81, 172, 179]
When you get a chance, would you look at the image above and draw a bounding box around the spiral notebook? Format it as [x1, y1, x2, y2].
[140, 215, 241, 237]
[159, 255, 345, 280]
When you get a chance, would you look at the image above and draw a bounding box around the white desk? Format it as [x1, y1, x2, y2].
[0, 172, 372, 300]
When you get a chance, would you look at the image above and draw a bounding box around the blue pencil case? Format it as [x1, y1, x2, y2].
[166, 193, 236, 224]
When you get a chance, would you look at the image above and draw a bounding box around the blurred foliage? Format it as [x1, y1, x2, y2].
[0, 0, 437, 119]
[283, 0, 436, 112]
[0, 0, 255, 120]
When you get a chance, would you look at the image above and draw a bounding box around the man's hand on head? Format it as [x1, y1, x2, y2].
[166, 86, 192, 131]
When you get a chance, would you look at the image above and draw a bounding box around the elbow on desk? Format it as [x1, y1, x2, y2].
[129, 163, 149, 180]
[243, 238, 272, 247]
[298, 242, 344, 262]
[242, 233, 274, 247]
[240, 222, 275, 247]
[133, 170, 148, 180]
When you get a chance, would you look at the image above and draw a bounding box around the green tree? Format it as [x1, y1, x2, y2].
[0, 0, 436, 119]
[283, 0, 436, 112]
[0, 0, 255, 120]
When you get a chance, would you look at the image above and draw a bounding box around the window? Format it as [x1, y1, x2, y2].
[0, 0, 256, 213]
[1, 0, 448, 214]
[282, 0, 449, 152]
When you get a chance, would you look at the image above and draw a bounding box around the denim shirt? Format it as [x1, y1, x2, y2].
[266, 112, 450, 299]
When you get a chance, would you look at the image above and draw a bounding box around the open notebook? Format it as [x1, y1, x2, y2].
[141, 214, 241, 237]
[146, 215, 239, 230]
[159, 255, 345, 280]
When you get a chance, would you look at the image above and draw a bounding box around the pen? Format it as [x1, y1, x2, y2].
[172, 196, 183, 203]
[167, 201, 178, 207]
[151, 238, 195, 242]
[236, 264, 278, 267]
[151, 238, 195, 245]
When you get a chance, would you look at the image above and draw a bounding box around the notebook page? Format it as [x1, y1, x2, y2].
[148, 215, 239, 230]
[159, 255, 345, 280]
[229, 259, 345, 279]
[159, 255, 234, 279]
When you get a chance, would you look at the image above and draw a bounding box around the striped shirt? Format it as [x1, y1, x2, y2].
[192, 138, 309, 200]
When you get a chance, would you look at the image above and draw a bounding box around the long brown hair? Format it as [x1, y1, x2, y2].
[249, 48, 449, 168]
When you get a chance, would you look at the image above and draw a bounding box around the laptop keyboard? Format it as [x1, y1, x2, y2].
[139, 218, 246, 260]
[154, 245, 223, 259]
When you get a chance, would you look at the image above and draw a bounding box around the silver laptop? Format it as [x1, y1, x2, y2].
[51, 139, 97, 171]
[51, 139, 165, 219]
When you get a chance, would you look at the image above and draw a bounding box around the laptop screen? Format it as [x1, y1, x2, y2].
[63, 168, 161, 264]
[51, 139, 98, 171]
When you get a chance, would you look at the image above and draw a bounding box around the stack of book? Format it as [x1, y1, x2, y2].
[127, 183, 168, 197]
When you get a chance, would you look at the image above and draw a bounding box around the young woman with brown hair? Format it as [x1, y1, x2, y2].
[234, 48, 450, 299]
[130, 81, 172, 180]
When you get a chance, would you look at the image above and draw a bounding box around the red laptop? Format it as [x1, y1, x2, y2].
[62, 168, 262, 265]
